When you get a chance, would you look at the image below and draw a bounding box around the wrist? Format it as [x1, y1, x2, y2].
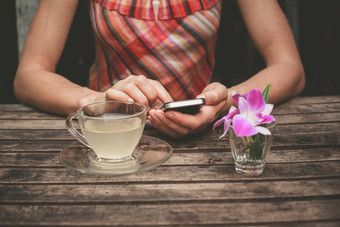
[78, 87, 105, 109]
[222, 87, 236, 115]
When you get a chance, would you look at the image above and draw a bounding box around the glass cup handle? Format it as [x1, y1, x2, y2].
[65, 113, 90, 148]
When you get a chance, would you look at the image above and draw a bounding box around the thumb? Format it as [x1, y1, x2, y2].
[196, 91, 221, 106]
[197, 83, 228, 105]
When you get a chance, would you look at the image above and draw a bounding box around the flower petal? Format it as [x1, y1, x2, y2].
[233, 115, 258, 137]
[260, 115, 275, 124]
[226, 107, 239, 120]
[213, 117, 226, 130]
[255, 126, 271, 135]
[238, 97, 248, 114]
[219, 119, 231, 138]
[213, 106, 241, 138]
[247, 88, 265, 114]
[229, 105, 237, 113]
[232, 93, 247, 107]
[262, 104, 274, 115]
[213, 106, 240, 131]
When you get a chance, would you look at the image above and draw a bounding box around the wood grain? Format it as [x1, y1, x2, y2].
[1, 161, 339, 184]
[0, 97, 339, 226]
[1, 179, 339, 203]
[1, 200, 339, 226]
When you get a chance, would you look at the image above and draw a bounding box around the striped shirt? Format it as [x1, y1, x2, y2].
[88, 0, 221, 100]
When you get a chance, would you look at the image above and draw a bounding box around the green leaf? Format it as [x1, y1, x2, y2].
[249, 134, 265, 160]
[262, 84, 271, 104]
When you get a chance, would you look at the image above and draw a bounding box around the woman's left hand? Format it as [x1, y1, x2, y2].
[148, 82, 229, 138]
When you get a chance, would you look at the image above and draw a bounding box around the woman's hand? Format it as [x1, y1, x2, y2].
[148, 82, 229, 138]
[79, 75, 173, 109]
[109, 75, 173, 107]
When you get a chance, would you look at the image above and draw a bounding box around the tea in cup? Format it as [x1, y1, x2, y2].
[66, 101, 147, 162]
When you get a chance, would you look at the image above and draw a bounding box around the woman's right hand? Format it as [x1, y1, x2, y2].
[106, 75, 173, 108]
[80, 75, 173, 110]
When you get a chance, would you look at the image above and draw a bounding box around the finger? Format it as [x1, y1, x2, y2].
[165, 110, 207, 131]
[197, 82, 228, 105]
[120, 82, 152, 107]
[148, 115, 179, 138]
[114, 75, 159, 107]
[105, 89, 133, 101]
[130, 76, 160, 106]
[149, 109, 189, 138]
[148, 110, 175, 137]
[113, 75, 173, 106]
[149, 80, 173, 104]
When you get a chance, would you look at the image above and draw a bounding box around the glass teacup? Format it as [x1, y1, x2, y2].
[66, 101, 147, 162]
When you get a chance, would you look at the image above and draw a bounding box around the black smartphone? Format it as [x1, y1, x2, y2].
[162, 98, 206, 115]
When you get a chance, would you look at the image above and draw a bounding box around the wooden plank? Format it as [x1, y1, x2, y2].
[1, 147, 339, 167]
[0, 104, 37, 111]
[290, 223, 340, 227]
[0, 140, 75, 152]
[0, 119, 152, 130]
[1, 96, 340, 108]
[0, 161, 339, 184]
[0, 96, 339, 124]
[0, 111, 63, 120]
[1, 130, 339, 152]
[0, 96, 339, 112]
[1, 179, 339, 203]
[274, 112, 340, 124]
[271, 132, 340, 149]
[273, 102, 340, 114]
[1, 200, 339, 226]
[0, 102, 339, 119]
[215, 121, 340, 137]
[0, 129, 73, 140]
[282, 96, 340, 104]
[274, 122, 340, 134]
[1, 112, 339, 130]
[0, 119, 66, 130]
[1, 122, 339, 140]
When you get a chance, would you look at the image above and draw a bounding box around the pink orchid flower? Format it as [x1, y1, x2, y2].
[213, 88, 275, 137]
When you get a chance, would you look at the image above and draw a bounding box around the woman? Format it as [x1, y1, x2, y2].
[14, 0, 305, 138]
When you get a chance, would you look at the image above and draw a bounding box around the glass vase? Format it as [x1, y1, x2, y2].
[228, 122, 277, 176]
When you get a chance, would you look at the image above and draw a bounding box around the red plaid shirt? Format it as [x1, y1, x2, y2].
[89, 0, 221, 100]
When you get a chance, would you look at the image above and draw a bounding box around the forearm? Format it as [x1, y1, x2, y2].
[232, 0, 305, 106]
[14, 69, 101, 116]
[12, 0, 87, 115]
[229, 60, 305, 105]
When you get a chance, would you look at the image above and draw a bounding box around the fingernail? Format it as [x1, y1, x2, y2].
[196, 94, 205, 99]
[128, 97, 134, 102]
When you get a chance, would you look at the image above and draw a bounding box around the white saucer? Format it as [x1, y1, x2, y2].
[59, 135, 173, 175]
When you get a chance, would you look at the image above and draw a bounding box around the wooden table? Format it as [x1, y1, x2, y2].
[1, 96, 340, 226]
